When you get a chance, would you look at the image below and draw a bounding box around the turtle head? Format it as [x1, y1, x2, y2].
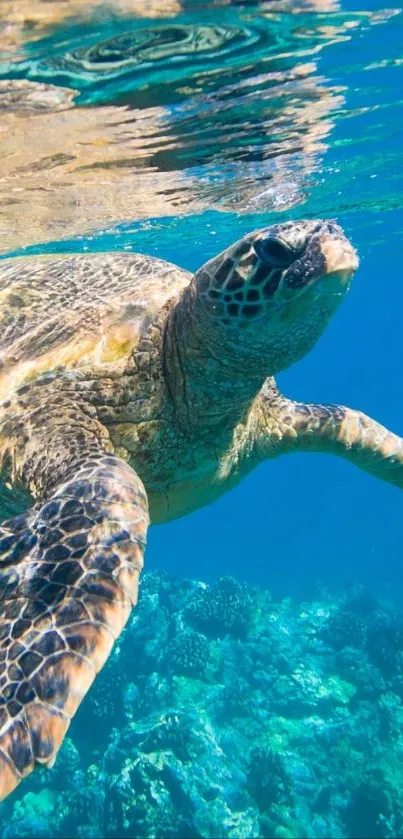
[194, 219, 359, 373]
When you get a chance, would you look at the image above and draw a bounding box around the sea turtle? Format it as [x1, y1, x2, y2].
[0, 218, 402, 800]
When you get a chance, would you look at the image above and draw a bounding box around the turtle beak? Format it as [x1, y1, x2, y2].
[320, 229, 359, 286]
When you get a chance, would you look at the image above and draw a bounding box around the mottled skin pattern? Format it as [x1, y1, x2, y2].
[0, 219, 403, 799]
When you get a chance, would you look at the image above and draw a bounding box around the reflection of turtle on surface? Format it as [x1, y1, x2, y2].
[0, 12, 356, 250]
[0, 78, 184, 254]
[0, 218, 402, 799]
[0, 64, 342, 253]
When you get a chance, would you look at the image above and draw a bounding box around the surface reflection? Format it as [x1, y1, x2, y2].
[0, 1, 387, 253]
[0, 0, 341, 51]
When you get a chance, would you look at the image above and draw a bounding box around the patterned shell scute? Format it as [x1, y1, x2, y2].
[0, 252, 191, 396]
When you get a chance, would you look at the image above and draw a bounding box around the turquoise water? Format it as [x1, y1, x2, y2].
[0, 0, 403, 836]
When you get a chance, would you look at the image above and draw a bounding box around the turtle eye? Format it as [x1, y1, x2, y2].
[254, 237, 298, 268]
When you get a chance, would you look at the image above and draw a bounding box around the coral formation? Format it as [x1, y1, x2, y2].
[1, 572, 403, 838]
[166, 630, 211, 679]
[324, 609, 368, 651]
[247, 747, 290, 811]
[185, 576, 253, 638]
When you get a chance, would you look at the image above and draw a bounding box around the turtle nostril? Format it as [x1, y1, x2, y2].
[324, 219, 342, 236]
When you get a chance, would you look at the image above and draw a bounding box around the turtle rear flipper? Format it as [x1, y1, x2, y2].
[0, 454, 148, 799]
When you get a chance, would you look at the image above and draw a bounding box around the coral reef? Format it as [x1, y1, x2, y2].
[184, 576, 253, 639]
[324, 609, 368, 651]
[247, 747, 290, 811]
[166, 630, 211, 679]
[1, 573, 403, 838]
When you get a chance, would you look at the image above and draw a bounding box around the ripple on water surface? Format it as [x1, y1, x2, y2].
[0, 0, 401, 253]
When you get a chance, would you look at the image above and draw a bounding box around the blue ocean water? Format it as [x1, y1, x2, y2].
[0, 0, 403, 836]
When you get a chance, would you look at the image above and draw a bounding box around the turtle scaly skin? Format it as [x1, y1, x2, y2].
[0, 219, 402, 799]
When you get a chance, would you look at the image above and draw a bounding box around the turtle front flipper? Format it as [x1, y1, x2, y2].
[255, 387, 403, 488]
[0, 453, 148, 800]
